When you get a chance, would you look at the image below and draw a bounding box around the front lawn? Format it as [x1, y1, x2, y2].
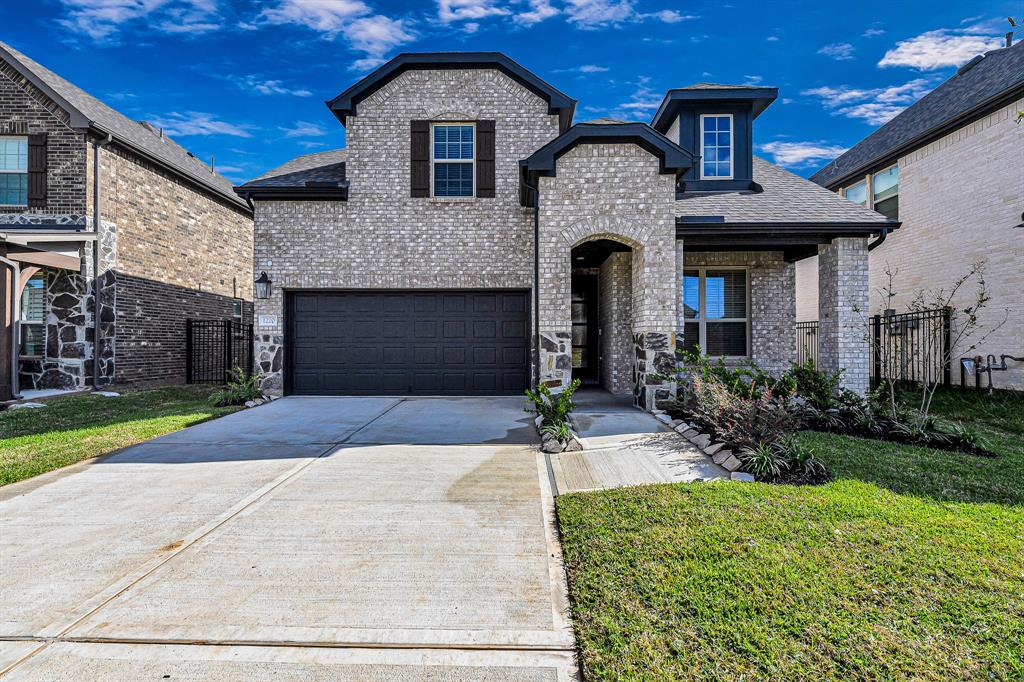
[0, 385, 241, 486]
[557, 402, 1024, 680]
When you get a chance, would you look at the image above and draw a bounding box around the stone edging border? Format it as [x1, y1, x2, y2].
[649, 408, 756, 482]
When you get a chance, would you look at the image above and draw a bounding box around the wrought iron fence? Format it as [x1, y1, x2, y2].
[870, 307, 951, 388]
[794, 307, 951, 388]
[795, 321, 818, 367]
[186, 319, 253, 384]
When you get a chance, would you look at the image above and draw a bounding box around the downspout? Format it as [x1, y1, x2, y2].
[0, 254, 21, 399]
[868, 227, 888, 251]
[92, 133, 112, 389]
[523, 174, 541, 388]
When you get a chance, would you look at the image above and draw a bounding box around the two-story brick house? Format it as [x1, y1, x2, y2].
[237, 53, 894, 406]
[0, 42, 253, 400]
[798, 41, 1023, 390]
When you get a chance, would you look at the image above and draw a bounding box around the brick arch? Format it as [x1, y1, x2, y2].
[561, 216, 648, 251]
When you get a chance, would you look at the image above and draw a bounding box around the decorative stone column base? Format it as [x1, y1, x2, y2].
[255, 334, 284, 395]
[539, 330, 572, 390]
[633, 331, 676, 409]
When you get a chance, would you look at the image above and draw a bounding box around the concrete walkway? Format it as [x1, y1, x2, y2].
[550, 388, 727, 494]
[0, 397, 576, 680]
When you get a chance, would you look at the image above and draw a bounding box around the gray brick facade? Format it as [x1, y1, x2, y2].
[598, 251, 633, 395]
[818, 237, 870, 394]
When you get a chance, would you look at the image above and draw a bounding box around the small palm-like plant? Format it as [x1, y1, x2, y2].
[541, 420, 572, 443]
[739, 442, 785, 479]
[210, 367, 263, 407]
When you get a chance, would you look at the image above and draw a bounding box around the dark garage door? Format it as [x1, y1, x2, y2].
[287, 290, 529, 396]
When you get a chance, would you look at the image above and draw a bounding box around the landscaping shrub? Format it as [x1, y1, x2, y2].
[525, 378, 582, 428]
[209, 367, 263, 407]
[691, 374, 801, 452]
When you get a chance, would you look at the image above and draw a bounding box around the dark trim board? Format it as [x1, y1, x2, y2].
[284, 288, 531, 396]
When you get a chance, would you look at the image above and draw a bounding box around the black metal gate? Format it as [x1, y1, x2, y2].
[795, 321, 818, 367]
[186, 319, 254, 384]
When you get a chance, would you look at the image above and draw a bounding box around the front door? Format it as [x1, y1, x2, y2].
[570, 274, 599, 384]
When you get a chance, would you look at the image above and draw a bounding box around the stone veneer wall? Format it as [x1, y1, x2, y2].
[598, 251, 633, 394]
[536, 143, 677, 406]
[681, 248, 796, 376]
[0, 59, 88, 215]
[253, 69, 561, 394]
[818, 237, 869, 394]
[89, 142, 253, 386]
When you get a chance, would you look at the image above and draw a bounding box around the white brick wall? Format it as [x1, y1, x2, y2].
[797, 99, 1024, 389]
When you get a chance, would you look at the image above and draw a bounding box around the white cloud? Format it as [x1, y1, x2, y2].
[240, 76, 312, 97]
[259, 0, 370, 34]
[759, 141, 848, 168]
[462, 21, 480, 32]
[259, 1, 414, 71]
[514, 0, 558, 25]
[818, 42, 855, 60]
[297, 140, 328, 148]
[879, 28, 1003, 70]
[149, 111, 255, 137]
[744, 74, 763, 85]
[578, 64, 610, 73]
[862, 28, 885, 37]
[766, 35, 779, 42]
[438, 0, 509, 23]
[802, 78, 935, 125]
[563, 0, 688, 29]
[279, 121, 328, 138]
[58, 0, 223, 41]
[616, 77, 663, 114]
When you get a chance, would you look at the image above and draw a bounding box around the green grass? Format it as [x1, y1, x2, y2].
[895, 384, 1024, 434]
[557, 392, 1024, 681]
[1, 385, 241, 486]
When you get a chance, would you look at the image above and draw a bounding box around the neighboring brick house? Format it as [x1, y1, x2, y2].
[798, 41, 1024, 390]
[0, 42, 253, 400]
[237, 53, 892, 406]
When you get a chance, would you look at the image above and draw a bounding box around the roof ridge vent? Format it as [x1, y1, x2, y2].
[956, 54, 985, 75]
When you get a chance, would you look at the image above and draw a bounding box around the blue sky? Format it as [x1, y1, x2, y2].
[1, 1, 1017, 184]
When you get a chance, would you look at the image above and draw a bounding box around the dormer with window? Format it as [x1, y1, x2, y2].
[651, 84, 778, 193]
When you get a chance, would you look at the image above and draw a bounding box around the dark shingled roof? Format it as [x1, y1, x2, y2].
[240, 149, 348, 188]
[812, 41, 1024, 188]
[0, 41, 248, 211]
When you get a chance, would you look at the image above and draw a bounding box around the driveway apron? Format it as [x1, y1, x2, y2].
[0, 397, 576, 679]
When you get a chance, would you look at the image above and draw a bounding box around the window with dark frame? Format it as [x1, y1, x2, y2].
[432, 124, 474, 197]
[681, 268, 749, 357]
[20, 272, 45, 356]
[0, 136, 28, 206]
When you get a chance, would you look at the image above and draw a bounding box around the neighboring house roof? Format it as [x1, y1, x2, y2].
[235, 149, 348, 201]
[812, 41, 1024, 188]
[519, 121, 694, 205]
[678, 156, 895, 225]
[326, 52, 577, 131]
[651, 83, 778, 133]
[0, 41, 248, 211]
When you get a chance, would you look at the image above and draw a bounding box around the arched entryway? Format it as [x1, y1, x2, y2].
[569, 238, 634, 395]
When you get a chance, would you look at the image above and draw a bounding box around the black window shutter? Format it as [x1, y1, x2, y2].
[27, 133, 47, 207]
[476, 120, 495, 198]
[410, 120, 430, 197]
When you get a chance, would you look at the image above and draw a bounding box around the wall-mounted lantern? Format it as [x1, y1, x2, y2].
[254, 271, 272, 300]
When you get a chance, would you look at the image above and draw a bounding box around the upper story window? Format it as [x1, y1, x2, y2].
[20, 272, 45, 357]
[681, 268, 749, 357]
[844, 178, 868, 205]
[872, 165, 899, 220]
[841, 166, 898, 219]
[432, 124, 474, 197]
[0, 136, 28, 206]
[699, 114, 733, 179]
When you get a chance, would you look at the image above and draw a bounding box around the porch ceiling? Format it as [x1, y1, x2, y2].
[0, 231, 93, 271]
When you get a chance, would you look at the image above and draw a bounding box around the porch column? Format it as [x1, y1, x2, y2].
[817, 237, 869, 395]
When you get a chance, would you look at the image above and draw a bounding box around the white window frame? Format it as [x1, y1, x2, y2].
[0, 136, 29, 207]
[19, 271, 45, 358]
[698, 114, 734, 180]
[430, 122, 475, 199]
[682, 266, 750, 358]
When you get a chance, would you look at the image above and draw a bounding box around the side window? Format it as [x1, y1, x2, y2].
[872, 165, 899, 220]
[0, 136, 28, 206]
[20, 272, 45, 356]
[843, 179, 868, 205]
[432, 124, 474, 197]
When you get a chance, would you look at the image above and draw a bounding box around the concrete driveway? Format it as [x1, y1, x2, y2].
[0, 397, 576, 680]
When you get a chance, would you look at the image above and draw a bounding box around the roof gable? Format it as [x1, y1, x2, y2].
[327, 52, 576, 131]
